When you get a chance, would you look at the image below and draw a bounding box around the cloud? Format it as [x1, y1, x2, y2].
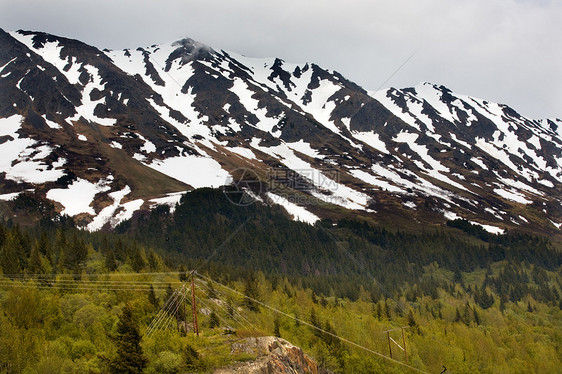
[1, 0, 560, 118]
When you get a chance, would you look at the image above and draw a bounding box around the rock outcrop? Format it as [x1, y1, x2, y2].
[214, 336, 321, 374]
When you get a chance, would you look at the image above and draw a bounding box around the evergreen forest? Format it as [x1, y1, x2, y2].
[0, 188, 561, 373]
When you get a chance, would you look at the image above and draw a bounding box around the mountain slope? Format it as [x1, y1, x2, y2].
[0, 29, 561, 236]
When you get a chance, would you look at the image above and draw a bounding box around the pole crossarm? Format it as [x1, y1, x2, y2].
[389, 336, 404, 351]
[382, 326, 410, 333]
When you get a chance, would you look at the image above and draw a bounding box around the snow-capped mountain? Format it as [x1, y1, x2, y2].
[1, 29, 561, 235]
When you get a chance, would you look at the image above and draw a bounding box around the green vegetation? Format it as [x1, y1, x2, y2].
[0, 188, 561, 373]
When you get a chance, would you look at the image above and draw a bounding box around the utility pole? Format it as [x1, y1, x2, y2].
[191, 271, 199, 336]
[401, 327, 408, 363]
[183, 285, 187, 334]
[383, 326, 409, 362]
[387, 331, 392, 358]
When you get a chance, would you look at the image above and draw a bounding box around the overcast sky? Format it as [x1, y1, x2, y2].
[1, 0, 561, 119]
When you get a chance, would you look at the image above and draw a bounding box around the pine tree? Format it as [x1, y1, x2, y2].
[0, 231, 22, 275]
[375, 302, 382, 320]
[243, 272, 260, 312]
[114, 238, 127, 262]
[207, 280, 217, 299]
[53, 228, 67, 268]
[165, 284, 174, 303]
[148, 285, 159, 309]
[36, 231, 52, 264]
[100, 236, 110, 255]
[62, 233, 87, 272]
[310, 308, 321, 337]
[209, 310, 220, 328]
[407, 309, 417, 327]
[146, 248, 160, 271]
[462, 301, 472, 325]
[454, 308, 462, 323]
[178, 264, 188, 282]
[109, 304, 148, 374]
[384, 301, 392, 320]
[473, 306, 480, 325]
[129, 243, 145, 273]
[500, 294, 507, 313]
[28, 242, 45, 275]
[105, 247, 118, 272]
[184, 343, 200, 371]
[0, 223, 5, 248]
[11, 226, 31, 268]
[273, 318, 281, 337]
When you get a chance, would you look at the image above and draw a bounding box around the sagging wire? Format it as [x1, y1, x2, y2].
[195, 271, 429, 374]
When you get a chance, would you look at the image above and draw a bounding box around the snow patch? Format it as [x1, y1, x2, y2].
[46, 178, 112, 216]
[144, 154, 230, 189]
[549, 220, 562, 230]
[110, 141, 123, 149]
[42, 115, 63, 129]
[0, 115, 66, 183]
[69, 65, 117, 126]
[402, 201, 417, 209]
[0, 192, 21, 201]
[86, 186, 132, 231]
[149, 192, 185, 213]
[352, 131, 388, 154]
[287, 140, 321, 158]
[493, 187, 532, 204]
[227, 146, 256, 159]
[266, 192, 319, 224]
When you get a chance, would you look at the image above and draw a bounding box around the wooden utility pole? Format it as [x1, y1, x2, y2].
[190, 272, 199, 336]
[387, 331, 392, 358]
[401, 327, 408, 363]
[383, 326, 409, 362]
[183, 285, 187, 334]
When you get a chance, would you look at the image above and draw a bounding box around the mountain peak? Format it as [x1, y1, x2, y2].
[0, 30, 561, 237]
[169, 37, 214, 62]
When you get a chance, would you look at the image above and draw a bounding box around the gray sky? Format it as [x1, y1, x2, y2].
[1, 0, 561, 119]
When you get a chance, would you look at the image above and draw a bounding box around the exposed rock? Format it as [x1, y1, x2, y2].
[214, 336, 322, 374]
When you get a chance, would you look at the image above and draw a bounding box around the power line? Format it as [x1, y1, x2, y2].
[375, 50, 418, 92]
[1, 271, 185, 278]
[146, 286, 187, 337]
[193, 279, 256, 331]
[195, 271, 429, 374]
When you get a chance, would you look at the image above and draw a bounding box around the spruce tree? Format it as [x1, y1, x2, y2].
[28, 243, 45, 275]
[273, 318, 281, 337]
[209, 310, 220, 328]
[109, 304, 148, 374]
[243, 273, 260, 312]
[129, 243, 145, 273]
[148, 285, 159, 309]
[473, 306, 480, 325]
[146, 248, 160, 271]
[178, 264, 188, 282]
[384, 301, 392, 320]
[105, 247, 118, 272]
[0, 231, 22, 275]
[0, 223, 5, 248]
[184, 343, 200, 371]
[407, 309, 417, 327]
[454, 308, 462, 323]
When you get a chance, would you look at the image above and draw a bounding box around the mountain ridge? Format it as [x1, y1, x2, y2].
[0, 29, 561, 237]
